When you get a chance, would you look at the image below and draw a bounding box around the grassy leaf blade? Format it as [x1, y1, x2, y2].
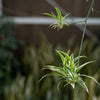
[43, 13, 57, 20]
[65, 66, 74, 78]
[80, 74, 100, 86]
[55, 7, 62, 19]
[76, 61, 94, 72]
[74, 56, 87, 62]
[77, 78, 89, 93]
[38, 72, 65, 83]
[71, 83, 75, 89]
[56, 50, 65, 64]
[43, 65, 65, 75]
[64, 50, 70, 65]
[62, 13, 70, 21]
[60, 51, 74, 68]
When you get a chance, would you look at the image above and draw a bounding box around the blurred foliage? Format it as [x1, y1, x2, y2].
[0, 20, 100, 99]
[0, 18, 24, 98]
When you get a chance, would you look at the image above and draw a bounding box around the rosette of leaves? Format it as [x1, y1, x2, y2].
[43, 7, 70, 30]
[40, 50, 99, 93]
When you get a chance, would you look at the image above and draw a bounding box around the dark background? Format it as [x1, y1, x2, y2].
[3, 0, 100, 46]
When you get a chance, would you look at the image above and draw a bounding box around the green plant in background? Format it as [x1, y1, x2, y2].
[0, 21, 18, 83]
[0, 17, 24, 98]
[40, 0, 100, 93]
[2, 33, 100, 100]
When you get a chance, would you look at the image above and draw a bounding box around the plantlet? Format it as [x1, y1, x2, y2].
[40, 0, 100, 93]
[43, 7, 70, 30]
[39, 50, 99, 93]
[43, 7, 85, 31]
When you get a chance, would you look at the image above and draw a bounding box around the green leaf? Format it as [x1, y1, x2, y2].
[38, 72, 65, 83]
[77, 78, 89, 93]
[51, 12, 58, 20]
[62, 13, 71, 21]
[56, 50, 65, 63]
[76, 61, 94, 73]
[55, 7, 62, 19]
[80, 74, 100, 86]
[57, 79, 65, 91]
[60, 51, 74, 68]
[60, 51, 71, 62]
[43, 65, 65, 75]
[71, 83, 75, 89]
[70, 53, 74, 61]
[65, 66, 74, 79]
[74, 56, 87, 62]
[63, 83, 70, 88]
[64, 23, 69, 27]
[38, 73, 53, 83]
[67, 50, 70, 55]
[64, 50, 70, 65]
[43, 13, 57, 20]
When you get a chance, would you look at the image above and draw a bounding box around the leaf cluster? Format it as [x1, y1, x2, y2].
[40, 50, 99, 93]
[43, 7, 70, 30]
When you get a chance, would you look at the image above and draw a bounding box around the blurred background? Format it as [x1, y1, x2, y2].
[0, 0, 100, 100]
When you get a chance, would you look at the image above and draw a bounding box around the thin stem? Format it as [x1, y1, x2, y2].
[69, 20, 85, 26]
[93, 9, 100, 14]
[78, 0, 95, 66]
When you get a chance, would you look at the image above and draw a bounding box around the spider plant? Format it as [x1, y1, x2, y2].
[43, 7, 70, 30]
[39, 50, 99, 93]
[40, 0, 100, 93]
